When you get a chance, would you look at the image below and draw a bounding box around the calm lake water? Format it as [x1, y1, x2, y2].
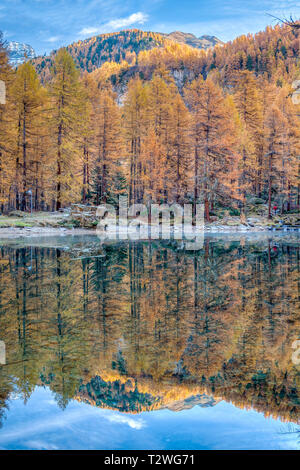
[0, 234, 299, 450]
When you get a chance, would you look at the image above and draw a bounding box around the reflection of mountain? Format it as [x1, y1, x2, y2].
[165, 394, 221, 412]
[76, 376, 159, 413]
[75, 376, 220, 413]
[0, 237, 299, 426]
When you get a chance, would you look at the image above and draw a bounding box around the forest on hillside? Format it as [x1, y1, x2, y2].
[0, 23, 299, 221]
[33, 29, 169, 78]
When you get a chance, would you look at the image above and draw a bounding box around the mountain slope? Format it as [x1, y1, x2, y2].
[31, 28, 221, 80]
[90, 22, 300, 94]
[32, 29, 169, 79]
[8, 41, 36, 65]
[30, 22, 300, 100]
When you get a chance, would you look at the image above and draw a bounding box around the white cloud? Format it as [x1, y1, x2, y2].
[0, 405, 145, 448]
[24, 440, 59, 450]
[79, 11, 149, 37]
[46, 36, 60, 43]
[79, 27, 99, 36]
[106, 413, 146, 430]
[107, 12, 148, 30]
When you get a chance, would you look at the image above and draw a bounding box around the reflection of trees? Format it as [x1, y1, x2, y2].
[183, 241, 240, 377]
[0, 239, 299, 424]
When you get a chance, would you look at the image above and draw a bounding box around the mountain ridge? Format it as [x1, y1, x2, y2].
[63, 28, 222, 52]
[74, 375, 221, 413]
[8, 41, 36, 65]
[161, 30, 223, 49]
[31, 28, 222, 80]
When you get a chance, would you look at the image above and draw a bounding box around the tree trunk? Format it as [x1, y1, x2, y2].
[57, 159, 61, 211]
[204, 198, 210, 222]
[56, 123, 62, 211]
[176, 149, 180, 203]
[268, 153, 273, 219]
[193, 145, 198, 219]
[21, 109, 27, 211]
[82, 145, 87, 204]
[287, 181, 291, 212]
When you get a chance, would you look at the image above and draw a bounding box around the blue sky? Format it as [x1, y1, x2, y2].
[0, 387, 298, 450]
[1, 0, 300, 55]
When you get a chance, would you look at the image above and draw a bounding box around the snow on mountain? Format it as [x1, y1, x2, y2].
[7, 41, 36, 65]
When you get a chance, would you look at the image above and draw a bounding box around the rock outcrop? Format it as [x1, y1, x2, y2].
[163, 31, 223, 50]
[70, 204, 99, 228]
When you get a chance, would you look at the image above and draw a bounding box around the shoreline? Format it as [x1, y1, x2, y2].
[1, 209, 299, 238]
[0, 225, 299, 239]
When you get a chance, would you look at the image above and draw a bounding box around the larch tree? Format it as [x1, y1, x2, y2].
[123, 78, 149, 205]
[185, 77, 237, 221]
[169, 93, 191, 203]
[221, 95, 244, 207]
[50, 48, 84, 210]
[80, 72, 95, 204]
[275, 85, 300, 212]
[0, 32, 15, 212]
[141, 128, 164, 205]
[233, 71, 262, 209]
[264, 105, 286, 218]
[11, 62, 45, 211]
[147, 74, 175, 203]
[0, 26, 299, 218]
[256, 76, 277, 197]
[92, 85, 123, 205]
[185, 75, 204, 217]
[28, 91, 52, 211]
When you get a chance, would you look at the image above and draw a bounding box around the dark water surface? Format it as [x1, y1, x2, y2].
[0, 234, 299, 450]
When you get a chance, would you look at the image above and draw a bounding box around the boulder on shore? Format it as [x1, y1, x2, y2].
[70, 204, 99, 228]
[8, 210, 26, 218]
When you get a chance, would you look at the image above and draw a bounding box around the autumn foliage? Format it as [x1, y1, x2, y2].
[0, 23, 299, 219]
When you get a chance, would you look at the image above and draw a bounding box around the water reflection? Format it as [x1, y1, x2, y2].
[0, 235, 299, 430]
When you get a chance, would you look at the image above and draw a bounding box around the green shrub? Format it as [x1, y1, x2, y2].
[229, 208, 240, 216]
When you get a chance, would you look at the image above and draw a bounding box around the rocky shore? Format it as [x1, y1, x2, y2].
[0, 203, 299, 238]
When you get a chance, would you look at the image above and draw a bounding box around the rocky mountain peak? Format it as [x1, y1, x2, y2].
[164, 31, 223, 50]
[7, 41, 36, 66]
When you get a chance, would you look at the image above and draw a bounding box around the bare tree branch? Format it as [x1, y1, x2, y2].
[267, 14, 300, 29]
